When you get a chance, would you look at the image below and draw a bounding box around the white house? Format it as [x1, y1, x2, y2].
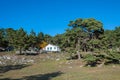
[42, 44, 61, 52]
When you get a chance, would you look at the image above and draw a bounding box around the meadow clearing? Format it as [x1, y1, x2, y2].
[0, 52, 120, 80]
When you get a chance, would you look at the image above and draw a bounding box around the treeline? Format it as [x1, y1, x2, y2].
[0, 18, 120, 53]
[0, 18, 120, 66]
[54, 18, 120, 52]
[0, 28, 53, 52]
[52, 18, 120, 66]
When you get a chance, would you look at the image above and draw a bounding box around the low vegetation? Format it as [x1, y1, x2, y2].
[0, 18, 120, 79]
[0, 53, 120, 80]
[0, 18, 120, 66]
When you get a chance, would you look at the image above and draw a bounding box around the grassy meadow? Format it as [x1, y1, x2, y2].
[0, 52, 120, 80]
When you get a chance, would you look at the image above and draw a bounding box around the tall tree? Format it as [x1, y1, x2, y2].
[15, 28, 28, 54]
[0, 28, 8, 48]
[114, 27, 120, 49]
[64, 27, 88, 59]
[37, 32, 44, 43]
[67, 18, 104, 59]
[28, 29, 37, 48]
[52, 34, 63, 46]
[44, 34, 52, 43]
[6, 28, 17, 47]
[82, 18, 104, 40]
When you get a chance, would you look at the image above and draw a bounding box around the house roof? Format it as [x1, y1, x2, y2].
[45, 44, 59, 47]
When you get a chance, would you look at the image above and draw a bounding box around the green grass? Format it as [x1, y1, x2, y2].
[0, 53, 120, 80]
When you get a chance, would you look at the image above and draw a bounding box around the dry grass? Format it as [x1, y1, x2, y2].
[0, 52, 120, 80]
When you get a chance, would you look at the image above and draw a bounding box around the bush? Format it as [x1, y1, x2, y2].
[105, 50, 120, 64]
[84, 50, 120, 67]
[84, 54, 99, 67]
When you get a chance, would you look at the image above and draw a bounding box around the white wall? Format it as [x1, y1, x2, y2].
[43, 44, 60, 52]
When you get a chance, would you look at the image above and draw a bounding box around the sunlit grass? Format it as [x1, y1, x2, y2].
[0, 53, 120, 80]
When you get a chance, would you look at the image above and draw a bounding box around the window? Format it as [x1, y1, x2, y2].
[50, 47, 52, 50]
[54, 47, 56, 49]
[47, 47, 49, 50]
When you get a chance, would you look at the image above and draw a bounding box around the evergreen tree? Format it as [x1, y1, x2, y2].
[15, 28, 28, 54]
[0, 28, 8, 48]
[6, 28, 17, 48]
[28, 29, 37, 48]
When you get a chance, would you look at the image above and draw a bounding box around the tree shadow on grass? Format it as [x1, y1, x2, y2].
[0, 71, 63, 80]
[0, 64, 30, 73]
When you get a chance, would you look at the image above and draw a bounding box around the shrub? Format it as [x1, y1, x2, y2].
[105, 50, 120, 64]
[84, 54, 99, 67]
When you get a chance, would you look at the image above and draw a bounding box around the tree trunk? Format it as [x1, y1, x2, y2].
[19, 47, 22, 54]
[76, 37, 81, 60]
[77, 51, 81, 60]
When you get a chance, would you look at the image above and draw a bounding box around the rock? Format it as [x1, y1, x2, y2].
[79, 65, 83, 67]
[0, 56, 3, 59]
[56, 58, 60, 61]
[68, 66, 72, 68]
[0, 61, 2, 65]
[3, 56, 7, 59]
[0, 55, 35, 66]
[112, 65, 115, 68]
[0, 61, 5, 65]
[46, 56, 50, 59]
[97, 63, 104, 67]
[27, 60, 34, 63]
[6, 56, 11, 60]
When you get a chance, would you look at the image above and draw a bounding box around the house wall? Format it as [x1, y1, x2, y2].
[43, 44, 60, 52]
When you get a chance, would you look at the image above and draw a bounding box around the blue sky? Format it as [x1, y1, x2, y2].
[0, 0, 120, 36]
